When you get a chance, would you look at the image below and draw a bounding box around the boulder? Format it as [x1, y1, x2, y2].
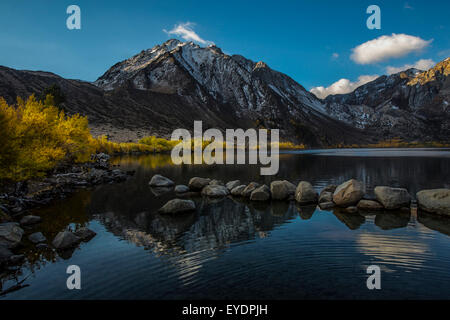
[319, 202, 334, 210]
[0, 246, 13, 265]
[333, 179, 365, 207]
[374, 186, 411, 210]
[226, 180, 241, 191]
[28, 232, 46, 244]
[295, 181, 318, 204]
[149, 174, 175, 187]
[357, 199, 384, 211]
[159, 199, 196, 214]
[241, 182, 260, 197]
[188, 177, 211, 191]
[52, 231, 81, 249]
[175, 185, 190, 193]
[0, 223, 24, 248]
[270, 180, 296, 200]
[416, 189, 450, 216]
[231, 185, 247, 196]
[250, 185, 271, 201]
[319, 191, 333, 204]
[320, 184, 337, 195]
[201, 185, 230, 197]
[209, 179, 224, 186]
[20, 215, 42, 226]
[74, 228, 97, 242]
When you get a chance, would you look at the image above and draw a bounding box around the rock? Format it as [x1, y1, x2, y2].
[319, 191, 333, 203]
[9, 254, 25, 265]
[36, 243, 49, 250]
[209, 179, 224, 186]
[357, 199, 384, 211]
[230, 185, 247, 196]
[295, 181, 318, 204]
[149, 174, 175, 187]
[270, 180, 296, 200]
[225, 180, 241, 191]
[175, 185, 189, 193]
[28, 232, 46, 244]
[241, 182, 260, 197]
[0, 223, 24, 248]
[250, 185, 271, 201]
[74, 228, 96, 242]
[0, 208, 11, 223]
[159, 199, 196, 214]
[320, 184, 337, 195]
[319, 202, 334, 210]
[374, 186, 411, 210]
[20, 215, 42, 226]
[333, 179, 365, 207]
[52, 231, 81, 249]
[188, 177, 211, 191]
[0, 246, 13, 264]
[201, 185, 230, 197]
[416, 189, 450, 216]
[345, 206, 358, 213]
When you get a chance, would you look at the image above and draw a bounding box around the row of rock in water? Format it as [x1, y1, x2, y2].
[149, 174, 450, 216]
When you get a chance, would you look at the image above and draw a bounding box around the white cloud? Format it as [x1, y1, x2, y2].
[163, 22, 213, 45]
[351, 33, 432, 64]
[310, 75, 379, 99]
[386, 59, 435, 74]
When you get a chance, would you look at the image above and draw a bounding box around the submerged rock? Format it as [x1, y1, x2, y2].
[230, 185, 247, 196]
[188, 177, 211, 191]
[319, 201, 334, 210]
[74, 228, 97, 242]
[333, 179, 365, 207]
[225, 180, 241, 191]
[357, 199, 384, 211]
[270, 180, 296, 200]
[20, 215, 42, 226]
[0, 223, 24, 248]
[201, 185, 230, 197]
[374, 186, 411, 210]
[28, 232, 46, 244]
[52, 231, 81, 249]
[416, 189, 450, 216]
[250, 185, 271, 201]
[321, 184, 337, 195]
[295, 181, 318, 204]
[319, 191, 333, 204]
[175, 185, 190, 193]
[241, 182, 260, 197]
[159, 199, 196, 214]
[149, 174, 175, 187]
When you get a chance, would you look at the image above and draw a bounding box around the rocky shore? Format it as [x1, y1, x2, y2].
[0, 153, 134, 271]
[150, 175, 450, 217]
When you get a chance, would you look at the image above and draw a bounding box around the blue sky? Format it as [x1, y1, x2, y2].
[0, 0, 449, 95]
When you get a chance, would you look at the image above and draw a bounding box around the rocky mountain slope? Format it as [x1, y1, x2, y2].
[1, 39, 448, 145]
[323, 58, 450, 142]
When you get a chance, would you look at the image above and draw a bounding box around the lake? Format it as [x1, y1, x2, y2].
[2, 148, 450, 299]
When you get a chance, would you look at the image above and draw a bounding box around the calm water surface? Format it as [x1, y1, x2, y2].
[1, 148, 450, 299]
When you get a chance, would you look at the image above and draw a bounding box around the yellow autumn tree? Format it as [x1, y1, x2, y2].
[0, 95, 95, 181]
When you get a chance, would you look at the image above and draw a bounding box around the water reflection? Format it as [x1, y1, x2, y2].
[2, 149, 450, 299]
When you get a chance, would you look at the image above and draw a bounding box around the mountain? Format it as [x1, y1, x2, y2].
[323, 58, 450, 142]
[93, 39, 370, 146]
[0, 39, 448, 145]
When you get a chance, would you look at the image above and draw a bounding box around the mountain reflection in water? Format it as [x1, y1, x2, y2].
[2, 149, 450, 300]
